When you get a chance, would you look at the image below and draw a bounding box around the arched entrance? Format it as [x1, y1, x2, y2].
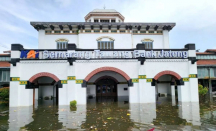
[95, 76, 118, 97]
[28, 72, 61, 106]
[153, 70, 183, 105]
[85, 67, 131, 104]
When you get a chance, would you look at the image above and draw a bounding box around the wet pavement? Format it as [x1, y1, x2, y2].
[0, 96, 216, 131]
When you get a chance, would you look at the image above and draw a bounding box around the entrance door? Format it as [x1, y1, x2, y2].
[96, 84, 117, 96]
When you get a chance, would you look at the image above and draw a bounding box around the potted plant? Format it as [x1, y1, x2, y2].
[70, 100, 77, 111]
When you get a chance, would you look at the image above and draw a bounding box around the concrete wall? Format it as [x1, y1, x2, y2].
[117, 84, 129, 96]
[38, 31, 167, 49]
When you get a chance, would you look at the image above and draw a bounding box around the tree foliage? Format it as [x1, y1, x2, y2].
[0, 87, 9, 101]
[198, 84, 208, 96]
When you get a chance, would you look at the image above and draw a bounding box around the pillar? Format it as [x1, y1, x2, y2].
[76, 84, 86, 104]
[59, 84, 68, 105]
[171, 85, 175, 96]
[171, 85, 176, 106]
[163, 30, 169, 48]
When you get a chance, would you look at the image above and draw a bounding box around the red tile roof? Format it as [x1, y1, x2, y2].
[196, 52, 214, 55]
[0, 62, 10, 67]
[0, 54, 10, 56]
[197, 60, 216, 65]
[205, 49, 216, 52]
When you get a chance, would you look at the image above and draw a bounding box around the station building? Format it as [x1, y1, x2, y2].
[9, 9, 199, 107]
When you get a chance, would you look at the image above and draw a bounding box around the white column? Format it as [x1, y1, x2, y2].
[129, 83, 139, 103]
[163, 30, 169, 48]
[171, 85, 175, 96]
[109, 19, 111, 23]
[91, 17, 94, 22]
[38, 30, 46, 49]
[98, 19, 100, 22]
[76, 84, 86, 104]
[59, 84, 68, 105]
[115, 18, 118, 23]
[177, 83, 190, 102]
[9, 81, 19, 107]
[67, 80, 76, 104]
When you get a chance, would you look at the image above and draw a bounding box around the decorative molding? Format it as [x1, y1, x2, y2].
[96, 36, 115, 41]
[55, 38, 69, 42]
[141, 38, 154, 42]
[146, 59, 188, 62]
[76, 60, 137, 63]
[20, 60, 68, 63]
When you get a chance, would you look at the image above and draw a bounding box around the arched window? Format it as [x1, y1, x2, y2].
[96, 36, 115, 49]
[141, 39, 153, 49]
[56, 38, 69, 49]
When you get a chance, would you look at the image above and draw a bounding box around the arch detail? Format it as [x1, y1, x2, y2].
[29, 72, 60, 83]
[141, 38, 154, 42]
[55, 38, 69, 42]
[85, 67, 130, 81]
[95, 76, 119, 83]
[154, 70, 181, 80]
[96, 36, 115, 41]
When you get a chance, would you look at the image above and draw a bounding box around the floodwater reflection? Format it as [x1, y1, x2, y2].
[0, 97, 216, 130]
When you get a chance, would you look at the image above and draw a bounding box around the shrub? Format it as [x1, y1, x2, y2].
[0, 87, 9, 101]
[70, 100, 77, 108]
[198, 84, 208, 96]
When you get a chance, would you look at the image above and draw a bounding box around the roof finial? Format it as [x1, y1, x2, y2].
[103, 5, 106, 9]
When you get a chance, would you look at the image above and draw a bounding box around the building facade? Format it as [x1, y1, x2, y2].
[197, 49, 216, 92]
[0, 51, 10, 88]
[9, 9, 199, 107]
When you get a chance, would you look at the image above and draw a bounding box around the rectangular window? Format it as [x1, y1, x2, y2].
[111, 20, 115, 22]
[101, 20, 109, 23]
[102, 30, 108, 33]
[140, 31, 146, 33]
[94, 30, 100, 32]
[85, 30, 91, 32]
[111, 30, 117, 33]
[157, 31, 162, 33]
[45, 31, 52, 33]
[54, 31, 61, 33]
[133, 31, 138, 33]
[120, 30, 125, 33]
[149, 31, 154, 33]
[57, 42, 68, 49]
[1, 71, 10, 82]
[94, 20, 98, 22]
[142, 42, 153, 49]
[63, 31, 70, 33]
[98, 41, 114, 49]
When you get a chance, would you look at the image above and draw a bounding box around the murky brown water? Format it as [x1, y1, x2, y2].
[0, 96, 216, 131]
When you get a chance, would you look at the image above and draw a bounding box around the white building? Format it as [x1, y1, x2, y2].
[9, 9, 199, 107]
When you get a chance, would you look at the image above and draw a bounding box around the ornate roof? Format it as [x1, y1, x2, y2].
[91, 9, 118, 13]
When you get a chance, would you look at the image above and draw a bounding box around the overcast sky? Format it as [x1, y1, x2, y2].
[0, 0, 216, 53]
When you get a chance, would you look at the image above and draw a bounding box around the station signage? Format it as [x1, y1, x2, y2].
[41, 50, 188, 59]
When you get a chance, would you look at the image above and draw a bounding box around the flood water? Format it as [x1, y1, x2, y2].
[0, 96, 216, 131]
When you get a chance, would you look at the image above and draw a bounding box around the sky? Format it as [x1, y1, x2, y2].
[0, 0, 216, 53]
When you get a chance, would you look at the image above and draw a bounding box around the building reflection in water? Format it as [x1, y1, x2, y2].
[6, 97, 203, 130]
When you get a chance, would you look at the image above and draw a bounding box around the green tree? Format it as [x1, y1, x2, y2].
[0, 87, 9, 101]
[198, 84, 208, 96]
